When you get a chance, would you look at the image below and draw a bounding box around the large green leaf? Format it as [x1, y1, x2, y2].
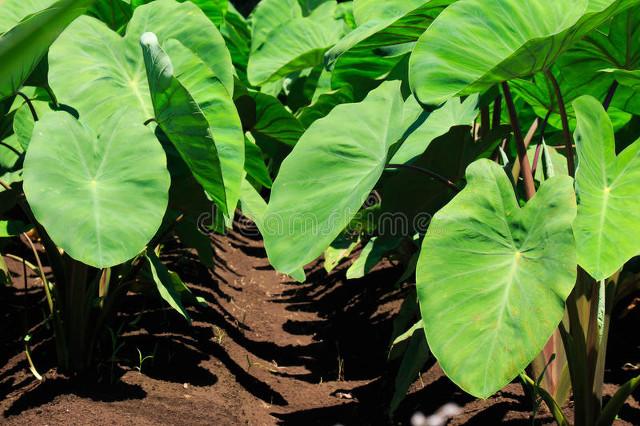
[0, 0, 92, 100]
[48, 0, 233, 128]
[569, 6, 640, 87]
[573, 95, 640, 280]
[416, 159, 577, 398]
[23, 111, 170, 268]
[409, 0, 640, 105]
[263, 81, 404, 275]
[141, 33, 244, 218]
[247, 9, 342, 86]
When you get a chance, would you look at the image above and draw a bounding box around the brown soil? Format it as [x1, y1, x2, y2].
[0, 231, 638, 425]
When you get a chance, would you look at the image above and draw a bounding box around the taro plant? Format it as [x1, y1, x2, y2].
[261, 0, 640, 423]
[0, 0, 245, 375]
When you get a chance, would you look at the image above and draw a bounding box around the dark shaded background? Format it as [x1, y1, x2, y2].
[230, 0, 349, 16]
[230, 0, 259, 16]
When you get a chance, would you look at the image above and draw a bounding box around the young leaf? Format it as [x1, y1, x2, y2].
[573, 95, 640, 280]
[0, 0, 92, 100]
[263, 80, 404, 276]
[409, 0, 639, 105]
[23, 111, 170, 268]
[416, 159, 577, 398]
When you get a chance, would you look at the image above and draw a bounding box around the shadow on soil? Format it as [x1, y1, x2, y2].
[0, 230, 638, 424]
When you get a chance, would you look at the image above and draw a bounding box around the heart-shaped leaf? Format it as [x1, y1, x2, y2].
[23, 111, 170, 268]
[573, 95, 640, 280]
[416, 159, 577, 398]
[263, 80, 404, 275]
[48, 0, 233, 129]
[0, 0, 92, 100]
[409, 0, 639, 105]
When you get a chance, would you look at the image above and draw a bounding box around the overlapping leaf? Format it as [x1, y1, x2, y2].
[48, 0, 234, 128]
[0, 0, 92, 100]
[141, 33, 244, 218]
[409, 0, 640, 105]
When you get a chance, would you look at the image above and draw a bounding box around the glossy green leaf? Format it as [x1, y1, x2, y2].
[247, 12, 341, 86]
[48, 0, 234, 129]
[603, 69, 640, 89]
[0, 0, 92, 100]
[141, 32, 244, 218]
[416, 159, 577, 398]
[264, 81, 404, 275]
[352, 0, 412, 25]
[23, 111, 170, 268]
[409, 0, 640, 105]
[570, 6, 640, 89]
[573, 95, 640, 280]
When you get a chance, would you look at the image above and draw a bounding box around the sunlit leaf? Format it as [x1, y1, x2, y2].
[573, 95, 640, 280]
[23, 111, 170, 268]
[409, 0, 639, 105]
[417, 159, 577, 398]
[264, 81, 404, 275]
